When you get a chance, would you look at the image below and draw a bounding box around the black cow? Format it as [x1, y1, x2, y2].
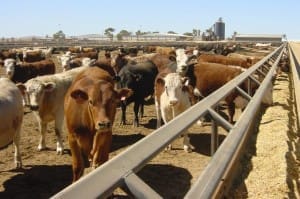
[118, 60, 158, 127]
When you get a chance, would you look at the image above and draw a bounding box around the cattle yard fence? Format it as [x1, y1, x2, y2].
[51, 43, 286, 199]
[288, 43, 300, 128]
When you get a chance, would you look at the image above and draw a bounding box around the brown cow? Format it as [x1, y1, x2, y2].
[227, 53, 262, 66]
[4, 58, 55, 83]
[23, 51, 46, 62]
[82, 47, 97, 53]
[111, 52, 176, 75]
[68, 46, 82, 53]
[198, 54, 253, 68]
[192, 62, 273, 124]
[75, 51, 98, 60]
[64, 67, 132, 182]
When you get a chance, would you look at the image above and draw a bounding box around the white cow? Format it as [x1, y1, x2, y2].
[59, 54, 95, 71]
[0, 77, 23, 168]
[17, 66, 89, 154]
[155, 72, 194, 152]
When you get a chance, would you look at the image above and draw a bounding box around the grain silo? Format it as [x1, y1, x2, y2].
[214, 17, 225, 40]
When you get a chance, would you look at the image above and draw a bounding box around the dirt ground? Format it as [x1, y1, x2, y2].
[0, 92, 223, 198]
[1, 46, 293, 199]
[0, 53, 223, 199]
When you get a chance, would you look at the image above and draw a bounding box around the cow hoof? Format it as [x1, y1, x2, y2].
[15, 161, 22, 169]
[37, 145, 46, 151]
[197, 120, 204, 126]
[56, 149, 64, 155]
[183, 145, 194, 153]
[119, 121, 127, 126]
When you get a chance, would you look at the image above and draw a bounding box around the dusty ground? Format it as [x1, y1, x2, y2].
[0, 92, 222, 198]
[1, 46, 296, 199]
[0, 53, 223, 198]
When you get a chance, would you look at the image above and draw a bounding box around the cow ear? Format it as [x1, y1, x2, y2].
[134, 74, 142, 82]
[156, 77, 165, 86]
[70, 89, 88, 104]
[181, 77, 189, 86]
[116, 88, 133, 101]
[187, 55, 198, 65]
[181, 77, 190, 92]
[90, 59, 96, 66]
[16, 83, 26, 96]
[169, 55, 176, 62]
[44, 82, 56, 92]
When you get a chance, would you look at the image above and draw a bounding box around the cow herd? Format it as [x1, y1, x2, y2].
[0, 44, 287, 183]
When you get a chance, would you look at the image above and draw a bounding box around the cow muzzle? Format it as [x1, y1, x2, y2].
[96, 121, 111, 130]
[169, 99, 178, 106]
[29, 105, 39, 111]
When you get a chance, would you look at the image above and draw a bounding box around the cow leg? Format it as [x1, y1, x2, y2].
[100, 132, 112, 164]
[69, 135, 84, 182]
[120, 102, 127, 125]
[13, 126, 22, 168]
[38, 121, 47, 151]
[183, 131, 194, 153]
[91, 132, 112, 168]
[155, 97, 162, 128]
[55, 114, 64, 155]
[227, 102, 235, 124]
[133, 102, 140, 127]
[139, 100, 144, 118]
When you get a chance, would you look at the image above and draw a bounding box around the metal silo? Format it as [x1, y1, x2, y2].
[214, 17, 225, 40]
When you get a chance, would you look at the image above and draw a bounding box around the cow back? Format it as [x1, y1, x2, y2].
[12, 60, 55, 83]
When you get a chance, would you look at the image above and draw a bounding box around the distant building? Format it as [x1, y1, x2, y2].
[123, 33, 193, 41]
[233, 34, 283, 42]
[214, 17, 225, 40]
[69, 34, 111, 41]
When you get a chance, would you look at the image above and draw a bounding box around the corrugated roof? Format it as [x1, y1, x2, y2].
[235, 34, 282, 38]
[142, 33, 193, 37]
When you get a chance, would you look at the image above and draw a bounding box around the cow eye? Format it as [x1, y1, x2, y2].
[89, 100, 93, 105]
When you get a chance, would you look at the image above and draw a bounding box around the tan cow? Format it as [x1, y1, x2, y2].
[64, 67, 132, 182]
[0, 77, 23, 168]
[17, 66, 90, 154]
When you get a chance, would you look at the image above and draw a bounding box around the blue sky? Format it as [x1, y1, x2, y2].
[1, 0, 299, 40]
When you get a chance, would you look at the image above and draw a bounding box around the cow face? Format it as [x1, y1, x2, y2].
[175, 49, 189, 75]
[70, 81, 132, 132]
[158, 73, 190, 106]
[19, 80, 56, 110]
[59, 55, 72, 71]
[118, 69, 141, 90]
[4, 58, 16, 78]
[111, 53, 127, 74]
[81, 57, 96, 67]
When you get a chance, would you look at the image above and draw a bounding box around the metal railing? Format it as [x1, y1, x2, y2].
[288, 42, 300, 128]
[51, 43, 285, 199]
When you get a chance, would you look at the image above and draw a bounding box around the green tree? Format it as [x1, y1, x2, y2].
[183, 32, 193, 36]
[167, 31, 177, 34]
[104, 28, 115, 40]
[53, 30, 65, 40]
[116, 29, 131, 41]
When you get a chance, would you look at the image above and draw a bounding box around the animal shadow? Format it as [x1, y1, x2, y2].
[0, 164, 72, 199]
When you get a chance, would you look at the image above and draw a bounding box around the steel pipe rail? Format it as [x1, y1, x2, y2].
[288, 42, 300, 128]
[51, 43, 285, 199]
[185, 43, 286, 199]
